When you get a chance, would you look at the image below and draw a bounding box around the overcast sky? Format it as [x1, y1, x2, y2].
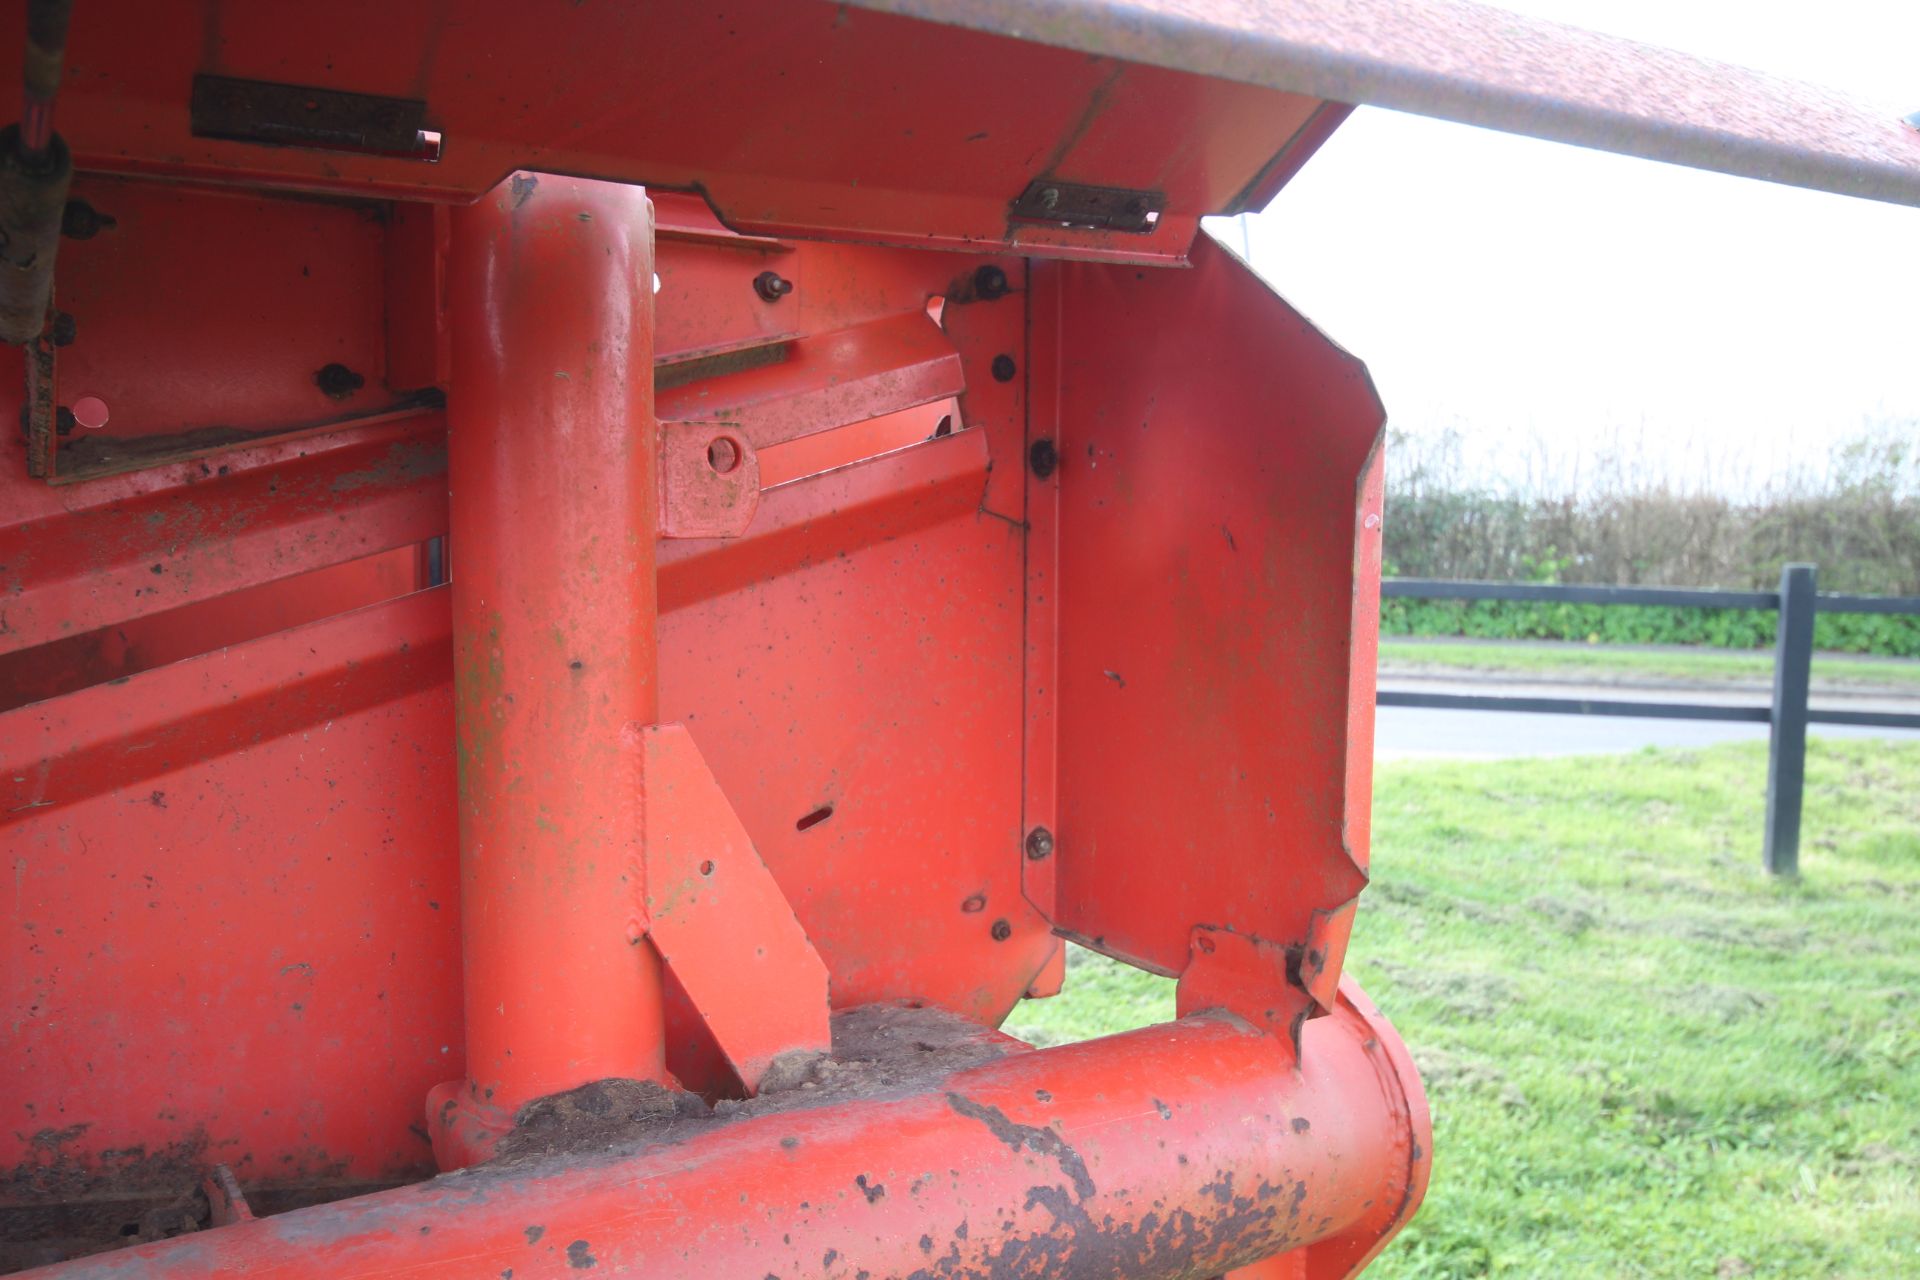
[1215, 0, 1920, 493]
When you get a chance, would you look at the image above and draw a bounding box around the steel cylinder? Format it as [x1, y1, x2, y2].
[31, 999, 1428, 1280]
[437, 172, 669, 1150]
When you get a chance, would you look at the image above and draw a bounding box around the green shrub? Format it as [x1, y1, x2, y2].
[1380, 599, 1920, 657]
[1379, 424, 1920, 655]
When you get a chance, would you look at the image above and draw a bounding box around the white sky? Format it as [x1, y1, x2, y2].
[1215, 0, 1920, 494]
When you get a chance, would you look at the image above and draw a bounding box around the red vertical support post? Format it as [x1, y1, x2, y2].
[428, 173, 668, 1169]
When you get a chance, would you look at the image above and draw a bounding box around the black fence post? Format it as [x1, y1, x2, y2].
[1763, 564, 1816, 876]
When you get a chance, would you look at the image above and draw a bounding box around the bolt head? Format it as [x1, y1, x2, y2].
[1025, 827, 1054, 860]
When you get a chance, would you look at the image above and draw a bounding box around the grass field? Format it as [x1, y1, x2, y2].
[1377, 639, 1920, 692]
[1003, 739, 1920, 1279]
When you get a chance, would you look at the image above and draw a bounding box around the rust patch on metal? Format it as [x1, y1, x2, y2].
[49, 392, 445, 484]
[190, 75, 431, 159]
[654, 340, 788, 393]
[944, 1092, 1095, 1200]
[328, 439, 449, 494]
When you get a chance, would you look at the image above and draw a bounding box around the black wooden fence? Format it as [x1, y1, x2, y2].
[1377, 565, 1920, 875]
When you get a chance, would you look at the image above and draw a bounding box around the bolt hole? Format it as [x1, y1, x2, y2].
[699, 859, 715, 876]
[795, 804, 834, 832]
[706, 436, 743, 475]
[118, 1223, 140, 1238]
[72, 395, 110, 431]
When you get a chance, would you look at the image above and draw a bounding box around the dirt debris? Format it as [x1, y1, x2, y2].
[486, 1002, 1015, 1169]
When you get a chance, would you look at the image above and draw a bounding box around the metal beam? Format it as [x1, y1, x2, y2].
[849, 0, 1920, 208]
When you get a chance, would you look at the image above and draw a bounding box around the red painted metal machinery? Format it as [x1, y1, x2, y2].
[2, 2, 1915, 1277]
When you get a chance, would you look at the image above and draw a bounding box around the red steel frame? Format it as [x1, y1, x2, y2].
[2, 3, 1434, 1277]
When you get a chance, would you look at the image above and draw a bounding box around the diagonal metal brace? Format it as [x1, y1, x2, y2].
[641, 724, 831, 1091]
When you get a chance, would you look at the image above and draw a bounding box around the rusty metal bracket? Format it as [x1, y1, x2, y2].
[658, 420, 761, 538]
[200, 1164, 253, 1229]
[190, 75, 438, 160]
[1010, 179, 1165, 232]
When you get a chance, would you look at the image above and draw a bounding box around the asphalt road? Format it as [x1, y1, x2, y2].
[1374, 704, 1920, 761]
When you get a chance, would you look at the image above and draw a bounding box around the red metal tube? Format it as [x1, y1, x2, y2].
[430, 172, 669, 1165]
[29, 998, 1427, 1280]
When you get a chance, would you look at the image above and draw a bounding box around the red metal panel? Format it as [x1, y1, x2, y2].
[20, 176, 433, 483]
[0, 546, 426, 713]
[1049, 235, 1382, 998]
[1, 589, 458, 1197]
[18, 2, 1324, 261]
[655, 426, 1051, 1024]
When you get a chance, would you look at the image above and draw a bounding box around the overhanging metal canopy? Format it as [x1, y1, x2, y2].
[850, 0, 1920, 208]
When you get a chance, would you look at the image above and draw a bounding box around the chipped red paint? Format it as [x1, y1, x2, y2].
[0, 2, 1575, 1272]
[21, 1007, 1423, 1280]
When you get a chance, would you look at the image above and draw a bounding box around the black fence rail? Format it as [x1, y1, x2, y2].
[1378, 565, 1920, 876]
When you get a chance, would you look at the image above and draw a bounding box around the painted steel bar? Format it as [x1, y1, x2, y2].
[0, 415, 447, 657]
[848, 0, 1920, 208]
[430, 173, 668, 1166]
[1805, 708, 1920, 730]
[1378, 690, 1920, 732]
[654, 312, 964, 450]
[1815, 592, 1920, 616]
[27, 1003, 1427, 1280]
[1375, 691, 1771, 722]
[1387, 578, 1920, 617]
[1764, 565, 1816, 876]
[1382, 579, 1779, 610]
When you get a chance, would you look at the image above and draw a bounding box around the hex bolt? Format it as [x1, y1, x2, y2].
[1028, 439, 1058, 480]
[990, 918, 1012, 942]
[973, 264, 1009, 301]
[753, 270, 793, 302]
[60, 199, 116, 240]
[315, 362, 366, 400]
[1025, 827, 1054, 860]
[990, 354, 1016, 383]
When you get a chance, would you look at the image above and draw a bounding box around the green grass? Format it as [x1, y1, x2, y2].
[1003, 740, 1920, 1279]
[1378, 639, 1920, 692]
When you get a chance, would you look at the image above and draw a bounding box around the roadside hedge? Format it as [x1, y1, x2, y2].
[1380, 598, 1920, 657]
